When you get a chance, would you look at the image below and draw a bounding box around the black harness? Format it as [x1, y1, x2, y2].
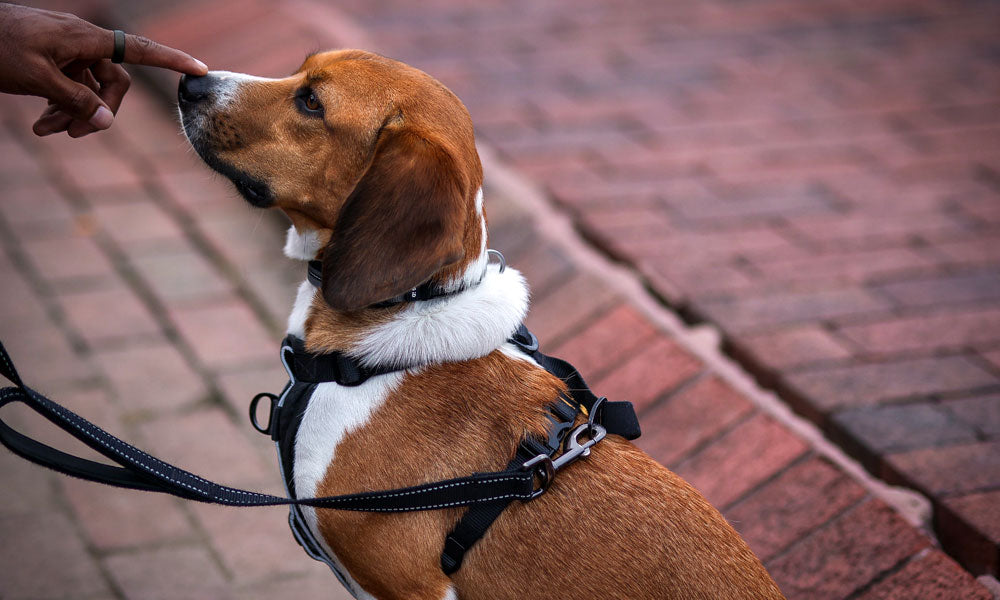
[250, 324, 641, 582]
[0, 257, 640, 595]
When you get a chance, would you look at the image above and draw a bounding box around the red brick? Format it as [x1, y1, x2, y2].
[0, 316, 95, 386]
[940, 490, 1000, 575]
[0, 180, 75, 238]
[0, 512, 111, 599]
[190, 502, 309, 582]
[674, 413, 808, 508]
[726, 456, 867, 561]
[767, 499, 930, 600]
[698, 288, 892, 334]
[104, 546, 235, 600]
[885, 440, 1000, 496]
[91, 200, 186, 249]
[0, 255, 47, 323]
[551, 303, 657, 380]
[637, 376, 753, 466]
[592, 336, 703, 413]
[750, 247, 938, 286]
[524, 271, 618, 346]
[983, 350, 1000, 372]
[58, 152, 146, 191]
[933, 236, 1000, 267]
[216, 364, 289, 417]
[643, 258, 758, 302]
[168, 298, 277, 371]
[131, 244, 234, 305]
[833, 403, 978, 453]
[59, 281, 162, 346]
[138, 408, 273, 487]
[734, 326, 853, 370]
[240, 570, 357, 600]
[22, 233, 115, 284]
[838, 307, 1000, 355]
[154, 165, 241, 217]
[93, 339, 208, 414]
[666, 182, 837, 224]
[945, 394, 1000, 438]
[785, 212, 970, 248]
[505, 241, 574, 300]
[785, 356, 998, 411]
[854, 550, 992, 600]
[875, 270, 1000, 309]
[0, 449, 61, 514]
[62, 478, 193, 550]
[198, 209, 288, 264]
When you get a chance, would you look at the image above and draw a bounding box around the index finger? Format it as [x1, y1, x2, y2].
[103, 30, 207, 76]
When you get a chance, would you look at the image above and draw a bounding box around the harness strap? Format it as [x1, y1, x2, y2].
[437, 326, 640, 574]
[280, 335, 400, 387]
[0, 340, 540, 512]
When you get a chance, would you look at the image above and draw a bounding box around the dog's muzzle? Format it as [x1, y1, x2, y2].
[177, 73, 275, 208]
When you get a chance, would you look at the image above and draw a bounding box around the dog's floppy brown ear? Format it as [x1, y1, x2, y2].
[321, 130, 468, 311]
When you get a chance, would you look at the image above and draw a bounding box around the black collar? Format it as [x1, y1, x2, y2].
[306, 250, 506, 310]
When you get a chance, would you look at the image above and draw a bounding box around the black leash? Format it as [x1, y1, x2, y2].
[0, 340, 539, 511]
[0, 321, 640, 577]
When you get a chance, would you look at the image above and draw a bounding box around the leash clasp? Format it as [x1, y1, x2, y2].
[522, 422, 607, 500]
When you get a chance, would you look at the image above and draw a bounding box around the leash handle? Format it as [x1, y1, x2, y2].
[0, 339, 534, 510]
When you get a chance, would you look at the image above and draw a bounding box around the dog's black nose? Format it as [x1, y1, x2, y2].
[178, 74, 213, 104]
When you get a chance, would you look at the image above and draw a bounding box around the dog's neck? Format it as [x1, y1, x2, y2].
[283, 225, 529, 369]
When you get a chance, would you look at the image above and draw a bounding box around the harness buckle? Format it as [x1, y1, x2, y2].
[522, 454, 554, 499]
[521, 423, 607, 500]
[510, 326, 539, 353]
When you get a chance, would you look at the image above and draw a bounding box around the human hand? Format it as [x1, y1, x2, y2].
[0, 3, 207, 137]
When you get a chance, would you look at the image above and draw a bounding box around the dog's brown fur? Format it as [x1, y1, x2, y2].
[181, 49, 785, 599]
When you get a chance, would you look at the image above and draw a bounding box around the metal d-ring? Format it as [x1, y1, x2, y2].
[249, 392, 278, 435]
[487, 249, 506, 273]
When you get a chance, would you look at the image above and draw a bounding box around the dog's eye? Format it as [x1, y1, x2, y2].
[296, 89, 324, 116]
[305, 92, 321, 111]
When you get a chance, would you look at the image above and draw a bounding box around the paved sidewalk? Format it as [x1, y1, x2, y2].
[320, 0, 1000, 581]
[0, 1, 994, 599]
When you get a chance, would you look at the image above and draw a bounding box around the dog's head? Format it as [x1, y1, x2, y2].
[178, 50, 484, 311]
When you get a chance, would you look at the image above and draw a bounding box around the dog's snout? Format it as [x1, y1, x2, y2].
[178, 74, 214, 104]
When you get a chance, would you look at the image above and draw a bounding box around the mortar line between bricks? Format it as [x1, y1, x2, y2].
[112, 126, 286, 339]
[16, 130, 231, 416]
[842, 547, 936, 600]
[1, 118, 246, 590]
[761, 493, 872, 568]
[720, 451, 813, 514]
[635, 368, 709, 419]
[666, 408, 759, 471]
[477, 142, 937, 534]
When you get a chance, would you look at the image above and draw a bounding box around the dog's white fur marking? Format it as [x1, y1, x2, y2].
[352, 264, 529, 368]
[286, 280, 314, 339]
[442, 587, 458, 600]
[293, 375, 401, 600]
[284, 225, 323, 260]
[208, 70, 279, 107]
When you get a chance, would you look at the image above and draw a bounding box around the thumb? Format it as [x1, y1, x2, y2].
[38, 67, 115, 131]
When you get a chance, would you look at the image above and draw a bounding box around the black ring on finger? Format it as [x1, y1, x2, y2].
[111, 30, 126, 64]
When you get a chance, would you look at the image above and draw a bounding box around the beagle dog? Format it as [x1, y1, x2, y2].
[178, 49, 784, 600]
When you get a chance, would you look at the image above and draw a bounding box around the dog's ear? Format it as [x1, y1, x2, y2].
[320, 130, 468, 311]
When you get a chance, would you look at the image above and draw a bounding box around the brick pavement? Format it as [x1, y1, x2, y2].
[0, 1, 994, 599]
[311, 0, 1000, 582]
